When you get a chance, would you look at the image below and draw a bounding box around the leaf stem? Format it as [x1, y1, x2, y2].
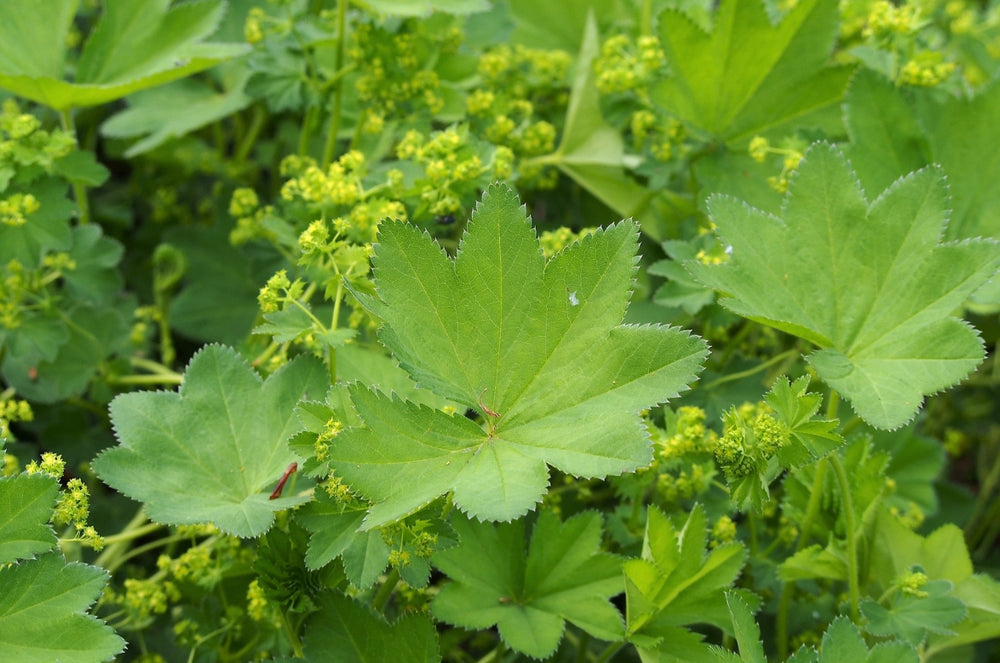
[775, 456, 829, 658]
[278, 608, 304, 658]
[59, 108, 91, 225]
[321, 0, 348, 168]
[94, 507, 151, 570]
[703, 348, 797, 390]
[829, 452, 860, 620]
[372, 567, 400, 613]
[593, 642, 624, 663]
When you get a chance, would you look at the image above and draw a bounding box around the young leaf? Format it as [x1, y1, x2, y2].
[334, 183, 707, 525]
[0, 552, 125, 662]
[710, 591, 766, 663]
[300, 592, 441, 662]
[0, 473, 59, 564]
[296, 496, 387, 587]
[93, 345, 329, 537]
[652, 0, 853, 142]
[0, 0, 250, 111]
[432, 511, 624, 659]
[860, 579, 966, 646]
[688, 143, 1000, 429]
[625, 505, 747, 646]
[817, 617, 918, 663]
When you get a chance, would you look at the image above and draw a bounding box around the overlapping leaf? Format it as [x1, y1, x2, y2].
[0, 473, 59, 564]
[652, 0, 852, 142]
[94, 345, 328, 537]
[334, 184, 707, 526]
[0, 552, 125, 662]
[625, 505, 747, 653]
[0, 0, 249, 110]
[300, 592, 441, 662]
[688, 143, 1000, 429]
[432, 511, 624, 659]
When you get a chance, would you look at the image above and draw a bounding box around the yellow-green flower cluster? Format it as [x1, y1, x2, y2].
[313, 417, 344, 462]
[594, 34, 667, 96]
[714, 402, 790, 480]
[25, 450, 63, 477]
[749, 135, 804, 193]
[281, 151, 364, 209]
[898, 568, 930, 598]
[863, 0, 921, 39]
[0, 192, 39, 227]
[396, 127, 492, 215]
[229, 186, 277, 246]
[656, 462, 712, 503]
[257, 269, 305, 314]
[122, 577, 181, 621]
[349, 20, 455, 122]
[47, 474, 106, 550]
[658, 406, 718, 461]
[899, 52, 956, 86]
[710, 515, 738, 548]
[246, 578, 270, 621]
[538, 226, 596, 258]
[0, 101, 74, 186]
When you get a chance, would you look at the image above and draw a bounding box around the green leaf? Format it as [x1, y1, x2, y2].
[625, 505, 747, 643]
[842, 69, 928, 198]
[1, 302, 132, 403]
[550, 13, 669, 240]
[166, 224, 261, 344]
[0, 178, 75, 267]
[688, 143, 1000, 429]
[817, 617, 918, 663]
[51, 150, 111, 187]
[63, 225, 124, 304]
[333, 184, 707, 526]
[0, 552, 125, 662]
[866, 508, 1000, 656]
[0, 0, 250, 110]
[872, 425, 944, 516]
[767, 376, 843, 467]
[0, 473, 59, 564]
[0, 1, 77, 80]
[296, 493, 390, 590]
[432, 511, 624, 659]
[652, 0, 853, 142]
[711, 591, 766, 663]
[300, 592, 441, 662]
[508, 0, 617, 53]
[101, 67, 252, 157]
[93, 345, 329, 537]
[861, 579, 966, 646]
[922, 79, 1000, 240]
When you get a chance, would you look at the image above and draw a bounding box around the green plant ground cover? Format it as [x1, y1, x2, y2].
[2, 0, 1000, 661]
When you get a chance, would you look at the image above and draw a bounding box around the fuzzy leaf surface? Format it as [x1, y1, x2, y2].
[652, 0, 852, 142]
[0, 552, 125, 662]
[432, 511, 624, 659]
[335, 184, 707, 525]
[94, 346, 328, 537]
[0, 473, 59, 564]
[817, 617, 918, 663]
[688, 143, 1000, 429]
